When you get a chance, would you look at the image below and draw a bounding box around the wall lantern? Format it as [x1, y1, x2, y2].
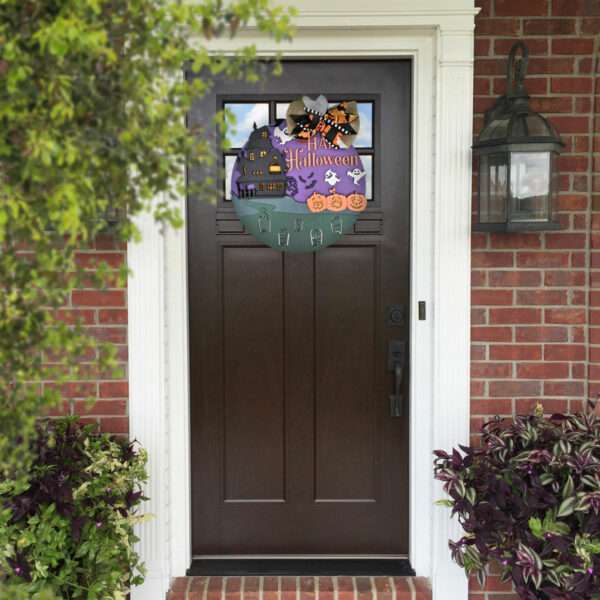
[472, 41, 564, 232]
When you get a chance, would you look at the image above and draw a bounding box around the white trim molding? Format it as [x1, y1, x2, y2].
[129, 2, 476, 599]
[128, 210, 170, 597]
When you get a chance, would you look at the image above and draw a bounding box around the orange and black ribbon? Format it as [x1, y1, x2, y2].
[286, 96, 360, 149]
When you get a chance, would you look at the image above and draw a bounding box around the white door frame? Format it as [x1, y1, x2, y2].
[129, 3, 477, 599]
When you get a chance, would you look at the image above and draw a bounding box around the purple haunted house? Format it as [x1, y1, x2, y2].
[236, 124, 288, 198]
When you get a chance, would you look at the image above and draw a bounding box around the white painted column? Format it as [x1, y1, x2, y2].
[128, 210, 170, 600]
[430, 27, 474, 600]
[165, 210, 192, 578]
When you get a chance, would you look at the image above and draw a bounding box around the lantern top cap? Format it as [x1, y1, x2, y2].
[473, 41, 564, 153]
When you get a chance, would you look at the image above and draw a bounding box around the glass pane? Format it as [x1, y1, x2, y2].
[354, 102, 373, 148]
[224, 103, 269, 148]
[478, 155, 489, 221]
[361, 155, 373, 200]
[275, 102, 290, 121]
[481, 153, 508, 223]
[525, 114, 550, 137]
[510, 152, 551, 221]
[480, 118, 509, 142]
[224, 155, 237, 200]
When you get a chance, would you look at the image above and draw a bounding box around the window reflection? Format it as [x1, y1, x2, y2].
[354, 103, 373, 148]
[224, 103, 269, 148]
[510, 152, 550, 221]
[360, 155, 373, 200]
[484, 154, 508, 223]
[224, 155, 237, 200]
[275, 103, 290, 121]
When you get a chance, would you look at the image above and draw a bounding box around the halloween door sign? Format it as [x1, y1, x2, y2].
[231, 96, 367, 252]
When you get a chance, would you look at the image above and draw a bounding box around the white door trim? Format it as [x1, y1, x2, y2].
[129, 4, 476, 599]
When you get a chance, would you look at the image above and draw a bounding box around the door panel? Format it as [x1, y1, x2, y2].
[188, 60, 411, 556]
[223, 247, 285, 502]
[314, 246, 377, 502]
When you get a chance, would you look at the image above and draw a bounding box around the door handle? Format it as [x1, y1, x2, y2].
[388, 340, 406, 417]
[390, 362, 404, 417]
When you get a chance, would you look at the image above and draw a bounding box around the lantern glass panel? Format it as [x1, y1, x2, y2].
[479, 118, 510, 142]
[525, 115, 550, 136]
[509, 151, 551, 222]
[479, 153, 508, 223]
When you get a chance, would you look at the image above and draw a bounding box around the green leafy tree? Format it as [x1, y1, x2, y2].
[0, 0, 293, 519]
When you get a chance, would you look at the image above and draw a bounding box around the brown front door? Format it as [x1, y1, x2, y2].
[188, 60, 411, 556]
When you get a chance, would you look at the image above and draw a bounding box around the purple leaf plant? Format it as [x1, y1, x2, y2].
[434, 406, 600, 599]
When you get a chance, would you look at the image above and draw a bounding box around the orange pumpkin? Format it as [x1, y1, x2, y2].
[347, 192, 367, 212]
[307, 192, 327, 213]
[326, 187, 347, 212]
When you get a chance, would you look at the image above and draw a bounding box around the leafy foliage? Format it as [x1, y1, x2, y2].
[0, 0, 293, 476]
[434, 410, 600, 599]
[0, 417, 148, 598]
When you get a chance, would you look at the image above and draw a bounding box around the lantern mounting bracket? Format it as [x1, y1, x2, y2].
[506, 40, 529, 100]
[483, 41, 530, 127]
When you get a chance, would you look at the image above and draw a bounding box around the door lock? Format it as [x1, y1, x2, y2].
[386, 304, 405, 327]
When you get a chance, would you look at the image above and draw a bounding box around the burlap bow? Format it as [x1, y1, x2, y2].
[285, 95, 360, 149]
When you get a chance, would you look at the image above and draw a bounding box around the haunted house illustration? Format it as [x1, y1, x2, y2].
[236, 125, 287, 198]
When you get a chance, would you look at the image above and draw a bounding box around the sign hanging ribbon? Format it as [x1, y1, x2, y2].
[285, 95, 360, 149]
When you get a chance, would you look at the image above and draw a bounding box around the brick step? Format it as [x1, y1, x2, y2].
[167, 576, 431, 600]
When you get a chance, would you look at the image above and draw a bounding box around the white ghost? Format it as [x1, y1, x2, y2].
[273, 125, 294, 146]
[324, 169, 340, 186]
[347, 168, 366, 185]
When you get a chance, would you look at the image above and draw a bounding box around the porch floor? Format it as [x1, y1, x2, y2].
[167, 576, 431, 600]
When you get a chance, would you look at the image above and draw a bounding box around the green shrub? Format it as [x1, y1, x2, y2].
[0, 417, 148, 599]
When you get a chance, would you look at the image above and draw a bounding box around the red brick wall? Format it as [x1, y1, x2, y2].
[470, 0, 599, 598]
[47, 234, 129, 435]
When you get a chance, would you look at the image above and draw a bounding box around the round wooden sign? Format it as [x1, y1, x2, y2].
[230, 98, 367, 252]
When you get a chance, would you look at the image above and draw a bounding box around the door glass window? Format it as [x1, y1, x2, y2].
[224, 155, 237, 200]
[222, 98, 375, 203]
[354, 102, 373, 148]
[361, 155, 373, 200]
[275, 102, 290, 120]
[224, 102, 269, 148]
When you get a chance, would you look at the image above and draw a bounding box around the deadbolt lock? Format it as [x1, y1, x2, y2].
[386, 304, 405, 327]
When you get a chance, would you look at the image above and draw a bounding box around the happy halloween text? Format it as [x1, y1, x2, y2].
[284, 137, 360, 172]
